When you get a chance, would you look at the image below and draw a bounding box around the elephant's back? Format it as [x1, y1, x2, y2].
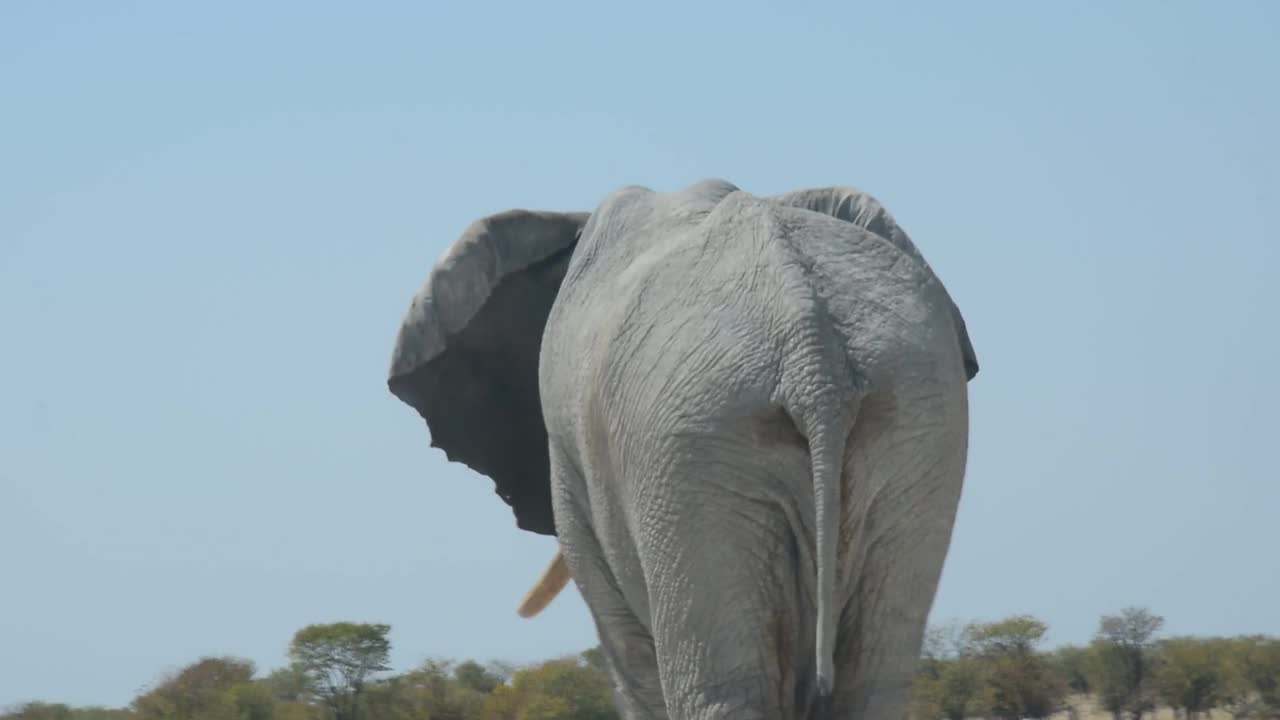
[541, 185, 761, 407]
[541, 188, 966, 439]
[569, 210, 791, 448]
[769, 205, 969, 389]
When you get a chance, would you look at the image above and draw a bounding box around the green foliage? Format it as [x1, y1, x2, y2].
[1220, 635, 1280, 719]
[262, 668, 310, 703]
[11, 614, 1280, 720]
[288, 622, 392, 720]
[969, 615, 1050, 657]
[913, 620, 985, 720]
[911, 654, 986, 720]
[0, 705, 133, 720]
[454, 661, 503, 695]
[968, 615, 1068, 720]
[269, 703, 321, 720]
[579, 647, 609, 674]
[1088, 607, 1165, 720]
[360, 658, 491, 720]
[2, 626, 615, 720]
[1052, 644, 1094, 695]
[1089, 638, 1137, 719]
[229, 683, 274, 720]
[1152, 636, 1230, 719]
[481, 656, 618, 720]
[130, 656, 262, 720]
[1098, 608, 1165, 650]
[1, 704, 73, 720]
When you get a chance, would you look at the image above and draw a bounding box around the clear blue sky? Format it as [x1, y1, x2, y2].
[2, 0, 1277, 709]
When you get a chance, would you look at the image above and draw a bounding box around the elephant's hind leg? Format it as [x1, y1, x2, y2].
[549, 447, 669, 720]
[830, 389, 969, 720]
[569, 543, 669, 720]
[638, 448, 816, 720]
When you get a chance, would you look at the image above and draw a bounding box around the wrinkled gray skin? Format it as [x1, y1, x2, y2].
[387, 179, 979, 720]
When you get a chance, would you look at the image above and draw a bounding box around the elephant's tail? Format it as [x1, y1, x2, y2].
[807, 403, 853, 720]
[516, 548, 570, 618]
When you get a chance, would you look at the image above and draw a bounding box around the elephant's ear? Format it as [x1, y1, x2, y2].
[387, 209, 590, 536]
[770, 187, 980, 381]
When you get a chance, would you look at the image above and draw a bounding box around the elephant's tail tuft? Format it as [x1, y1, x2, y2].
[517, 549, 571, 618]
[813, 690, 834, 720]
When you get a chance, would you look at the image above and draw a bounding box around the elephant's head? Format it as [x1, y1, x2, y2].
[387, 209, 589, 536]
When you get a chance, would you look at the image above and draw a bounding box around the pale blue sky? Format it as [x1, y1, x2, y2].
[2, 0, 1277, 709]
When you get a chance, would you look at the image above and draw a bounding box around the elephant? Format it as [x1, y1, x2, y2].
[386, 178, 979, 720]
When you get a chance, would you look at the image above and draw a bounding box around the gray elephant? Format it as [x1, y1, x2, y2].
[387, 179, 979, 720]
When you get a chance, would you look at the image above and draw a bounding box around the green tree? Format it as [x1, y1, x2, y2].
[911, 621, 985, 720]
[911, 655, 985, 720]
[454, 661, 503, 695]
[0, 706, 134, 720]
[67, 709, 134, 720]
[1050, 644, 1093, 696]
[263, 667, 311, 702]
[259, 668, 321, 720]
[363, 658, 495, 720]
[970, 615, 1050, 657]
[923, 620, 979, 662]
[1, 703, 74, 720]
[580, 647, 609, 675]
[1220, 635, 1280, 720]
[968, 615, 1068, 720]
[288, 622, 392, 720]
[128, 656, 267, 720]
[1153, 636, 1230, 720]
[481, 656, 617, 720]
[1088, 607, 1165, 720]
[228, 683, 273, 720]
[273, 701, 324, 720]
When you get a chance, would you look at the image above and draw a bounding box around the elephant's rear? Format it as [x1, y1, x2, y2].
[543, 186, 975, 720]
[767, 201, 974, 720]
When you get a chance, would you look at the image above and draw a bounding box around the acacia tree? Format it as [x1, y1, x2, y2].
[360, 659, 490, 720]
[130, 656, 269, 720]
[0, 706, 134, 720]
[912, 621, 984, 720]
[481, 656, 617, 720]
[1089, 607, 1165, 720]
[968, 615, 1068, 720]
[920, 658, 986, 720]
[0, 704, 73, 720]
[454, 661, 503, 695]
[288, 622, 392, 720]
[1153, 636, 1230, 720]
[1220, 635, 1280, 720]
[1052, 644, 1094, 696]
